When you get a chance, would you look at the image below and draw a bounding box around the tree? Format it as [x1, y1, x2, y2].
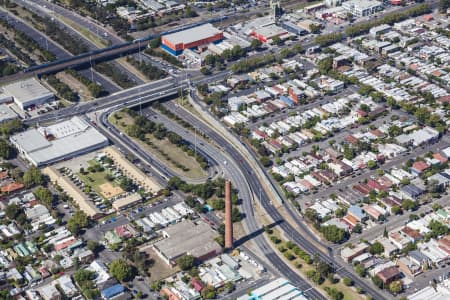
[23, 166, 45, 187]
[317, 57, 333, 74]
[306, 270, 323, 284]
[343, 277, 353, 286]
[232, 207, 242, 222]
[0, 139, 14, 159]
[325, 287, 344, 300]
[5, 203, 21, 220]
[369, 241, 384, 255]
[211, 198, 225, 211]
[88, 82, 103, 98]
[149, 37, 161, 49]
[439, 0, 450, 13]
[402, 199, 418, 211]
[87, 240, 101, 255]
[259, 156, 272, 167]
[119, 177, 134, 192]
[0, 119, 24, 137]
[359, 103, 371, 113]
[177, 255, 195, 270]
[391, 205, 402, 215]
[67, 210, 89, 235]
[200, 67, 211, 75]
[388, 125, 402, 137]
[309, 23, 321, 34]
[109, 259, 135, 282]
[367, 160, 377, 169]
[74, 269, 96, 283]
[251, 38, 262, 50]
[321, 225, 348, 243]
[355, 264, 366, 277]
[201, 286, 216, 299]
[372, 275, 384, 289]
[34, 187, 53, 207]
[428, 220, 449, 238]
[352, 223, 363, 234]
[389, 280, 403, 294]
[272, 35, 283, 46]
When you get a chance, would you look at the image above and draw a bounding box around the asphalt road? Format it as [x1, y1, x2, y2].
[164, 98, 393, 299]
[95, 98, 326, 298]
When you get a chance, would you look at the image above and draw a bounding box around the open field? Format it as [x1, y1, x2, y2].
[110, 111, 208, 180]
[99, 182, 123, 198]
[77, 160, 123, 200]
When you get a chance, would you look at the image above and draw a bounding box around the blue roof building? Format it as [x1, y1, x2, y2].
[401, 185, 424, 199]
[101, 284, 125, 300]
[348, 205, 367, 221]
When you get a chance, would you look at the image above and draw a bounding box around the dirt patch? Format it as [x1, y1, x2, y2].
[140, 245, 179, 281]
[99, 182, 123, 199]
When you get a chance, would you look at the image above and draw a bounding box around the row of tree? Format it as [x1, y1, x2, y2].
[126, 56, 167, 81]
[66, 69, 106, 98]
[346, 3, 431, 37]
[125, 111, 209, 169]
[45, 75, 79, 102]
[94, 62, 134, 89]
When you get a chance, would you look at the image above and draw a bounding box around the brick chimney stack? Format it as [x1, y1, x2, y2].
[224, 180, 233, 250]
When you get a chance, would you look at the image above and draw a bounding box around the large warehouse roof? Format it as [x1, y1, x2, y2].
[2, 78, 53, 106]
[10, 116, 108, 166]
[163, 23, 222, 45]
[154, 220, 220, 261]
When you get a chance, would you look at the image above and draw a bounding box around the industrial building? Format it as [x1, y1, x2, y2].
[112, 193, 142, 211]
[10, 116, 109, 166]
[237, 278, 308, 300]
[161, 23, 224, 56]
[0, 104, 17, 123]
[243, 16, 289, 43]
[153, 219, 222, 267]
[342, 0, 383, 17]
[2, 78, 54, 111]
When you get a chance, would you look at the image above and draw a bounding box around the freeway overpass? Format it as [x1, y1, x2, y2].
[0, 16, 227, 84]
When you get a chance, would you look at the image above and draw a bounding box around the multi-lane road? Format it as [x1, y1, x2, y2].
[12, 1, 444, 298]
[164, 97, 393, 299]
[93, 89, 327, 299]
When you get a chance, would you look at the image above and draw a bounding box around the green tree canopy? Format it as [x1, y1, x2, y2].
[109, 259, 135, 282]
[177, 254, 195, 270]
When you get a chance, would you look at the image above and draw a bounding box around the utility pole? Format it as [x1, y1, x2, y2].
[89, 56, 94, 82]
[139, 85, 142, 115]
[194, 127, 197, 158]
[138, 40, 142, 64]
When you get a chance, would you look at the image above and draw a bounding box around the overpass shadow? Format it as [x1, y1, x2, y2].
[233, 219, 284, 248]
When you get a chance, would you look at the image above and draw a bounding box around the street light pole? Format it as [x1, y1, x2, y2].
[89, 56, 94, 82]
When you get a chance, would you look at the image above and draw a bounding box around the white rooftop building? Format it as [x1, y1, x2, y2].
[2, 78, 54, 111]
[10, 116, 108, 166]
[342, 0, 383, 17]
